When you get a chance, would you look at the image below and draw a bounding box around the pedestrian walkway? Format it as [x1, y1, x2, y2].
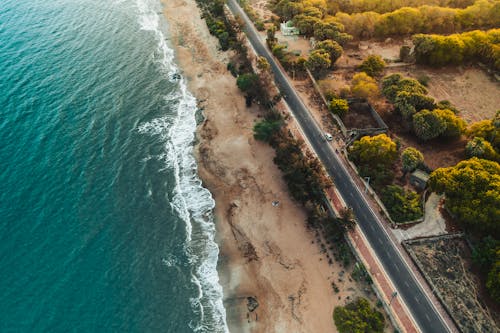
[326, 187, 419, 333]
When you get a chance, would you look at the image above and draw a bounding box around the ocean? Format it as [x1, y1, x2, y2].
[0, 0, 228, 332]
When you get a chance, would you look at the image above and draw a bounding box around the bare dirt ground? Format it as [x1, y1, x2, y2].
[385, 66, 500, 123]
[246, 0, 274, 21]
[406, 236, 499, 333]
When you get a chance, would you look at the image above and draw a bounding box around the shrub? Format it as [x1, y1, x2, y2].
[466, 137, 498, 161]
[381, 185, 423, 222]
[333, 298, 385, 333]
[358, 55, 386, 77]
[349, 134, 397, 187]
[253, 119, 283, 142]
[412, 109, 446, 141]
[328, 98, 349, 117]
[315, 39, 343, 67]
[401, 147, 424, 173]
[350, 72, 379, 100]
[429, 157, 500, 236]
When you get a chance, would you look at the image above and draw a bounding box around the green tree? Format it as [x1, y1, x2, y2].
[338, 207, 356, 231]
[293, 14, 321, 36]
[253, 119, 282, 142]
[257, 56, 270, 72]
[486, 249, 500, 303]
[435, 108, 466, 138]
[412, 109, 446, 141]
[466, 137, 498, 161]
[333, 298, 385, 333]
[358, 55, 386, 77]
[266, 26, 277, 49]
[381, 185, 423, 222]
[394, 91, 435, 121]
[381, 73, 404, 99]
[468, 115, 500, 151]
[306, 49, 331, 75]
[236, 73, 260, 96]
[315, 39, 343, 67]
[350, 134, 398, 167]
[382, 73, 427, 103]
[313, 21, 353, 45]
[350, 134, 398, 186]
[429, 157, 500, 235]
[328, 98, 349, 117]
[401, 147, 424, 174]
[350, 72, 379, 100]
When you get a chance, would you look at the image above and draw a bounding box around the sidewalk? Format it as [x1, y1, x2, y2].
[326, 187, 419, 333]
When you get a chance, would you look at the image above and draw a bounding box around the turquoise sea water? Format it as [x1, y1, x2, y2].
[0, 0, 227, 331]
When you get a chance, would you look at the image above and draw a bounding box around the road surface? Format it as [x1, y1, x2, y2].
[226, 1, 451, 332]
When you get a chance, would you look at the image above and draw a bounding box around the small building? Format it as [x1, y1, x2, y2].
[410, 169, 430, 190]
[280, 21, 300, 36]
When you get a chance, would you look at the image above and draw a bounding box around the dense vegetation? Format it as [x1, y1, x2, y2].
[382, 73, 466, 140]
[349, 134, 398, 188]
[401, 147, 424, 174]
[350, 72, 380, 100]
[429, 157, 500, 235]
[333, 298, 385, 333]
[381, 185, 423, 222]
[328, 98, 349, 117]
[335, 0, 475, 14]
[272, 0, 500, 40]
[473, 237, 500, 303]
[335, 0, 500, 39]
[413, 29, 500, 71]
[358, 55, 386, 77]
[466, 111, 500, 161]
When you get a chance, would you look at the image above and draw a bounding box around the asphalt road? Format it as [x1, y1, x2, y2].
[226, 1, 451, 332]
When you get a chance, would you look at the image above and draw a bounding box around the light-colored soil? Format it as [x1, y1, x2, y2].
[247, 0, 274, 21]
[275, 32, 311, 57]
[386, 66, 500, 123]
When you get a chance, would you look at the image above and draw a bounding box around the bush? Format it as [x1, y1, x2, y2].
[466, 137, 498, 161]
[413, 29, 500, 71]
[358, 55, 386, 77]
[333, 298, 385, 333]
[349, 134, 398, 187]
[350, 72, 379, 100]
[236, 73, 260, 97]
[328, 98, 349, 117]
[401, 147, 424, 173]
[381, 185, 423, 222]
[382, 73, 427, 103]
[270, 130, 332, 204]
[429, 157, 500, 236]
[253, 119, 282, 142]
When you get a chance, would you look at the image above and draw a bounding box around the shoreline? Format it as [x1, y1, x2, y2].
[161, 0, 369, 331]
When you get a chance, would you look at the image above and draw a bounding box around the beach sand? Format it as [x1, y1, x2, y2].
[161, 0, 365, 331]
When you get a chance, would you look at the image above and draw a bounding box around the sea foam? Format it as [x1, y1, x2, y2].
[135, 0, 229, 332]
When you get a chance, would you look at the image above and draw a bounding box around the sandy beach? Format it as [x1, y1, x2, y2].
[161, 0, 368, 331]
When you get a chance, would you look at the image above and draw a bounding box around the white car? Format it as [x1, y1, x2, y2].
[324, 133, 333, 141]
